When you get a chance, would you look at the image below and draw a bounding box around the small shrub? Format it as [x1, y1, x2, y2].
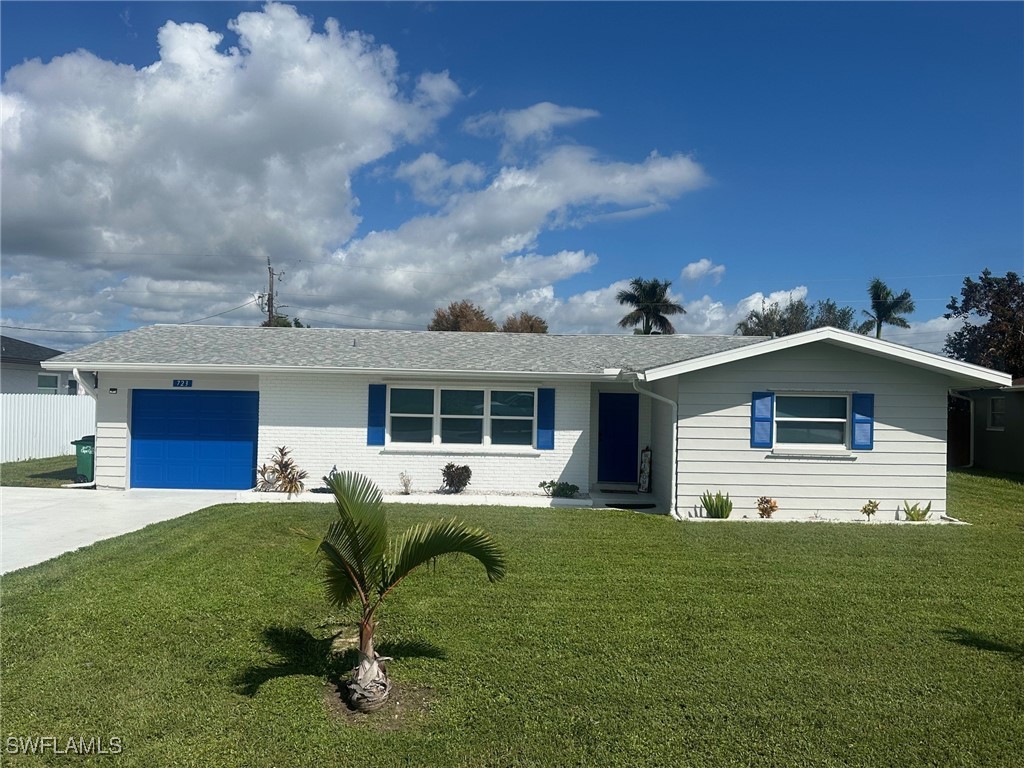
[756, 496, 779, 519]
[700, 490, 732, 519]
[861, 499, 880, 521]
[256, 446, 309, 495]
[441, 463, 472, 493]
[902, 500, 932, 522]
[538, 480, 580, 498]
[399, 471, 413, 495]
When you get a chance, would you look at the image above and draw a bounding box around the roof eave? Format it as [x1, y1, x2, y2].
[41, 360, 629, 382]
[640, 327, 1013, 388]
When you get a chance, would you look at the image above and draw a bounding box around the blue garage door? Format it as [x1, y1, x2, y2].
[131, 390, 259, 490]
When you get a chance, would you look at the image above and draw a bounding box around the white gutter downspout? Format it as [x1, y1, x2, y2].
[64, 369, 98, 488]
[948, 389, 974, 469]
[72, 368, 98, 401]
[632, 377, 681, 520]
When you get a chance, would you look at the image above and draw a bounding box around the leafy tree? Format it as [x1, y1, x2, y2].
[501, 311, 549, 334]
[944, 269, 1024, 378]
[616, 277, 686, 335]
[736, 301, 805, 337]
[261, 314, 308, 327]
[428, 300, 498, 332]
[312, 471, 506, 712]
[858, 277, 915, 339]
[811, 299, 858, 331]
[736, 298, 862, 337]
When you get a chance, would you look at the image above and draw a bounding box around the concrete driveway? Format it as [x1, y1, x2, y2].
[1, 487, 238, 573]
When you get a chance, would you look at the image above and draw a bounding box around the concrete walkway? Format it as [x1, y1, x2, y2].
[0, 487, 238, 573]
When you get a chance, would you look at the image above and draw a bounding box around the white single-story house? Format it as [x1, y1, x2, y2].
[44, 324, 1010, 519]
[1, 335, 74, 395]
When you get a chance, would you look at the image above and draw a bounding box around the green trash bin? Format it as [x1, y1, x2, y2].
[71, 435, 95, 484]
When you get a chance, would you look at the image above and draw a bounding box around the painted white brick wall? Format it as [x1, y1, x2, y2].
[258, 374, 591, 494]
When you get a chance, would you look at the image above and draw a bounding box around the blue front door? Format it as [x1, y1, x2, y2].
[130, 390, 259, 489]
[598, 392, 639, 483]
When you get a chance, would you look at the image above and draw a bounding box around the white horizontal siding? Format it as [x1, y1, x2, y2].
[674, 343, 952, 518]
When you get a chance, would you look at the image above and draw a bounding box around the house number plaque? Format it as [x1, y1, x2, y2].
[173, 380, 193, 388]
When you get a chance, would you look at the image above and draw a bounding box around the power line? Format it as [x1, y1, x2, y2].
[291, 306, 425, 329]
[1, 299, 258, 335]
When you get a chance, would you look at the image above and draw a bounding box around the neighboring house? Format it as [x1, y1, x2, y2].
[0, 335, 74, 395]
[44, 325, 1009, 519]
[961, 378, 1024, 474]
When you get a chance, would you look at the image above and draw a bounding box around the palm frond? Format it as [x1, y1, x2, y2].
[318, 529, 363, 607]
[322, 471, 390, 595]
[886, 316, 911, 330]
[892, 290, 915, 315]
[382, 519, 507, 594]
[617, 309, 645, 329]
[856, 318, 876, 336]
[615, 288, 642, 307]
[652, 313, 676, 334]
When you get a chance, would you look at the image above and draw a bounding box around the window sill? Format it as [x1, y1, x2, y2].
[766, 447, 856, 461]
[381, 446, 543, 457]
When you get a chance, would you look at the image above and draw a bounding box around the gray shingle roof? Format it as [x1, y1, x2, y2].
[47, 325, 768, 376]
[1, 335, 63, 365]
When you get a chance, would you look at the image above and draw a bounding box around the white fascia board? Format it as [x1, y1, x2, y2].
[641, 327, 1012, 387]
[39, 360, 623, 382]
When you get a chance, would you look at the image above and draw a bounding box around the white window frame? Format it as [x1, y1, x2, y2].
[387, 386, 538, 448]
[488, 389, 538, 447]
[387, 387, 435, 444]
[988, 397, 1006, 431]
[37, 373, 59, 394]
[773, 393, 851, 449]
[440, 388, 486, 445]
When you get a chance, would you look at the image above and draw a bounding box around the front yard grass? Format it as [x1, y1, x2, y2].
[2, 474, 1022, 767]
[0, 454, 77, 488]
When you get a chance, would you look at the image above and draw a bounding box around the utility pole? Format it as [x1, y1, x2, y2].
[256, 257, 285, 326]
[266, 256, 276, 325]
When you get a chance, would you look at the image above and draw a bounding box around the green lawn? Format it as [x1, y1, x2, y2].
[2, 473, 1022, 767]
[1, 454, 77, 488]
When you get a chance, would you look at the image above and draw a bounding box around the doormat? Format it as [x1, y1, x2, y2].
[599, 489, 638, 494]
[604, 503, 658, 510]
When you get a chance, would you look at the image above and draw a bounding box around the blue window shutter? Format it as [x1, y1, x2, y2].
[851, 393, 874, 450]
[367, 384, 386, 446]
[750, 392, 774, 448]
[536, 388, 555, 450]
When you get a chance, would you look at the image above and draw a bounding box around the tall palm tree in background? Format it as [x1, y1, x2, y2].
[313, 471, 506, 712]
[859, 277, 915, 339]
[616, 277, 686, 334]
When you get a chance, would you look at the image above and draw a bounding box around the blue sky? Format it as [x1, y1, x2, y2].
[2, 1, 1021, 352]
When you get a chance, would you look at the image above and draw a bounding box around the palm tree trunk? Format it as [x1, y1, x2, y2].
[875, 322, 882, 339]
[347, 613, 391, 712]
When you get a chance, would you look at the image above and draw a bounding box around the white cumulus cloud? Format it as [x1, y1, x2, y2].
[1, 3, 716, 348]
[681, 258, 726, 285]
[1, 2, 459, 303]
[395, 153, 486, 205]
[464, 102, 600, 159]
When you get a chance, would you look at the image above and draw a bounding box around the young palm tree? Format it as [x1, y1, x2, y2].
[315, 471, 506, 712]
[859, 277, 916, 339]
[616, 277, 686, 334]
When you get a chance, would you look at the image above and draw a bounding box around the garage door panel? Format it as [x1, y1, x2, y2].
[130, 390, 258, 490]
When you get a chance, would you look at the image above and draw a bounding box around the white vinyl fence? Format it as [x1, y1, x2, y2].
[1, 394, 96, 463]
